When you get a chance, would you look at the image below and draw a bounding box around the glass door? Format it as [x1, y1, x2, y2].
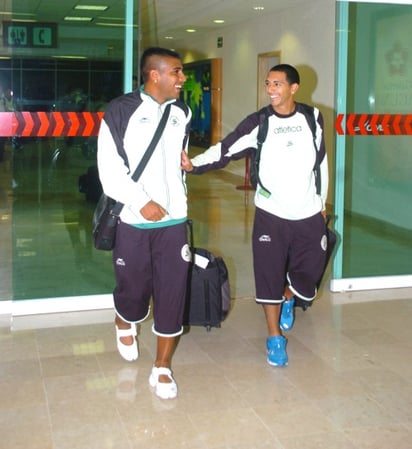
[332, 0, 412, 291]
[0, 1, 139, 309]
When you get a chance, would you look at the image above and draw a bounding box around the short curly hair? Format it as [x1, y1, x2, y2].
[269, 64, 300, 85]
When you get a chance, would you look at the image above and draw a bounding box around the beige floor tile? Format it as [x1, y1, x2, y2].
[0, 405, 53, 449]
[40, 353, 101, 378]
[0, 378, 46, 409]
[44, 372, 116, 405]
[278, 432, 357, 449]
[315, 395, 401, 429]
[254, 401, 338, 439]
[48, 397, 127, 449]
[344, 424, 412, 449]
[0, 329, 39, 362]
[188, 407, 279, 448]
[120, 407, 203, 449]
[0, 358, 42, 381]
[52, 428, 132, 449]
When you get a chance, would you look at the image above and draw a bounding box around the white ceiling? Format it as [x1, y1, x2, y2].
[0, 0, 307, 43]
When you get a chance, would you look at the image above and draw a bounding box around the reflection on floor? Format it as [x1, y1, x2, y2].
[1, 141, 412, 448]
[1, 292, 412, 449]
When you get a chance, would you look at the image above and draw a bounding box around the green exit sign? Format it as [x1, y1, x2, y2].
[3, 21, 57, 48]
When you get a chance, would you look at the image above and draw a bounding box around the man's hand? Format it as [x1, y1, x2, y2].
[140, 200, 167, 221]
[181, 150, 193, 172]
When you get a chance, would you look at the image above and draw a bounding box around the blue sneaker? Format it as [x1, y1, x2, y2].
[266, 336, 288, 366]
[280, 297, 295, 331]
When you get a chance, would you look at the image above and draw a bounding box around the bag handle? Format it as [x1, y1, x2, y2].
[187, 218, 194, 249]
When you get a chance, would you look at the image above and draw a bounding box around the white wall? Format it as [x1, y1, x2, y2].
[174, 0, 336, 201]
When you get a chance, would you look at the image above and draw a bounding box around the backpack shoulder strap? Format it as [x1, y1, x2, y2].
[299, 103, 316, 141]
[298, 102, 321, 195]
[257, 105, 270, 145]
[254, 105, 272, 194]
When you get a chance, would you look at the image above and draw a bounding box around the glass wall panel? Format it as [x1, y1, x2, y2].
[0, 1, 139, 302]
[333, 1, 412, 288]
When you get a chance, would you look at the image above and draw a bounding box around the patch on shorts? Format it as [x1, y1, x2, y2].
[181, 243, 192, 262]
[321, 234, 327, 251]
[259, 234, 271, 242]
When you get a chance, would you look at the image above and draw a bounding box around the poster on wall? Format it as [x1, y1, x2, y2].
[181, 60, 212, 148]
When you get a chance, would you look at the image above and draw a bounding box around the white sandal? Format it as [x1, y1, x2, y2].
[115, 325, 138, 361]
[149, 366, 177, 399]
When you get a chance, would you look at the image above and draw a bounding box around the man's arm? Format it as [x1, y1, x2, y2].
[181, 150, 193, 172]
[181, 111, 261, 174]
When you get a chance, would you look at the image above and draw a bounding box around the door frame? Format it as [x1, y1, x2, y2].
[257, 51, 281, 109]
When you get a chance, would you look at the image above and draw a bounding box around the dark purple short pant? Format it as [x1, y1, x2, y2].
[253, 207, 327, 305]
[112, 220, 190, 336]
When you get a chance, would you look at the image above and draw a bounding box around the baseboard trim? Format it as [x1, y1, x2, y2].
[5, 294, 113, 317]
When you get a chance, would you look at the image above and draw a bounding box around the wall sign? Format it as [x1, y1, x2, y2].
[2, 21, 57, 48]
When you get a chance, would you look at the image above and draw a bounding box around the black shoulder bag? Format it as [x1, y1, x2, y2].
[93, 104, 171, 250]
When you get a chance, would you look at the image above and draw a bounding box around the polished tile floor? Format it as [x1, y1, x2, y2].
[2, 291, 412, 448]
[1, 143, 412, 448]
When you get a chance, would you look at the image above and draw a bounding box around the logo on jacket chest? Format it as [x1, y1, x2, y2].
[170, 115, 181, 126]
[138, 116, 181, 126]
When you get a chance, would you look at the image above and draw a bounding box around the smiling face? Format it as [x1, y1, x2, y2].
[146, 56, 186, 103]
[265, 70, 299, 114]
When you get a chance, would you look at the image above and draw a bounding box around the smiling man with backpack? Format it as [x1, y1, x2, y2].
[181, 64, 329, 366]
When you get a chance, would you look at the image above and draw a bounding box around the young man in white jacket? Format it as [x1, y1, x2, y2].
[182, 64, 329, 366]
[98, 47, 191, 399]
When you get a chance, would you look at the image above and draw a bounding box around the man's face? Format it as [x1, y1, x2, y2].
[265, 70, 298, 110]
[155, 56, 187, 102]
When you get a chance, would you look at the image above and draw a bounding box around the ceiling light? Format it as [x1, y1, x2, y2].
[0, 11, 34, 17]
[253, 6, 265, 11]
[53, 55, 88, 59]
[214, 19, 225, 24]
[95, 22, 137, 27]
[98, 16, 122, 20]
[7, 18, 37, 22]
[74, 5, 109, 11]
[64, 16, 93, 22]
[186, 29, 196, 33]
[164, 36, 174, 40]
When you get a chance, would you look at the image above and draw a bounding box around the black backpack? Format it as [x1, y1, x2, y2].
[250, 103, 321, 195]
